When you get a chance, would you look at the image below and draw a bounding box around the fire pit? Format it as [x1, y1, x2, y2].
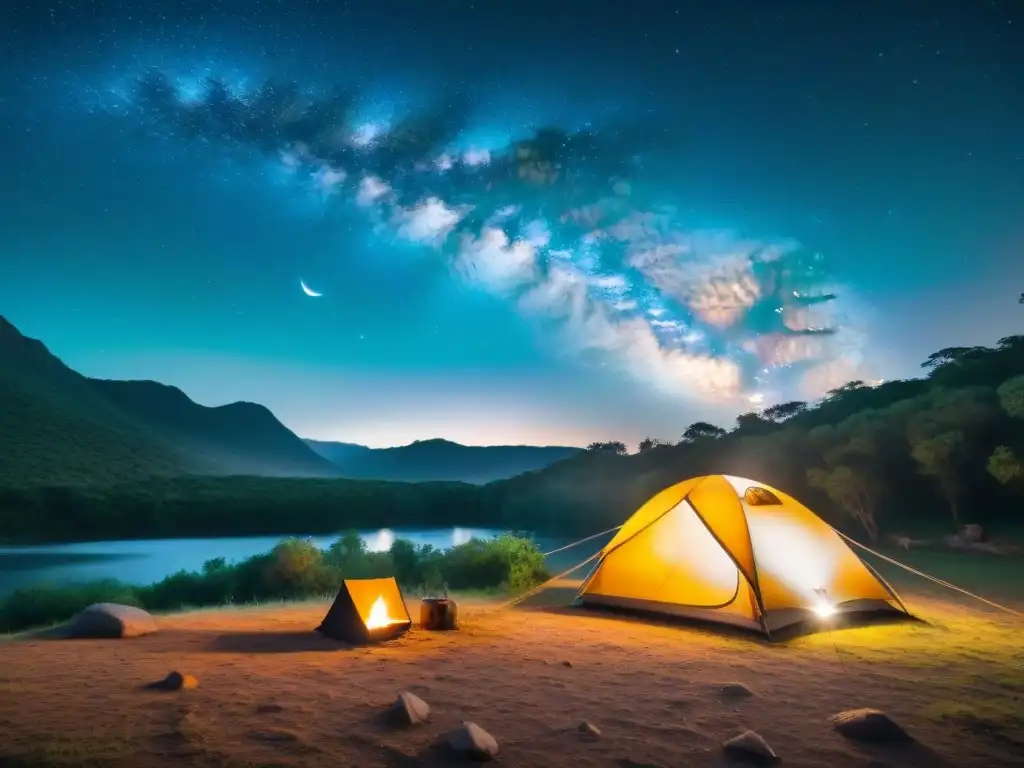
[317, 577, 412, 643]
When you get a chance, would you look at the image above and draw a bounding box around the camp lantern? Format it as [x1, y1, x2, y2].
[318, 577, 412, 643]
[573, 474, 912, 638]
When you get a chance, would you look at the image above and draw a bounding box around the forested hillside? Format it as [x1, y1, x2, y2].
[488, 335, 1024, 541]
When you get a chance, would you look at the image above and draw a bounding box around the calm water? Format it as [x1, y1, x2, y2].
[0, 527, 565, 596]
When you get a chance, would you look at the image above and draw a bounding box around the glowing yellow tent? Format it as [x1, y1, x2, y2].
[573, 474, 910, 636]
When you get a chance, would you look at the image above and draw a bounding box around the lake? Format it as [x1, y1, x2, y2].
[0, 527, 588, 597]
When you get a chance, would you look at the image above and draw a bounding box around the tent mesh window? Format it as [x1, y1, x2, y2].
[743, 486, 782, 506]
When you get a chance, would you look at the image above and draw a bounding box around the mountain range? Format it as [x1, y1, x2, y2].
[304, 438, 580, 484]
[0, 315, 579, 487]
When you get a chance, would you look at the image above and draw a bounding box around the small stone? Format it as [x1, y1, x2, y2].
[389, 691, 431, 726]
[577, 720, 601, 741]
[447, 721, 499, 760]
[831, 708, 913, 743]
[562, 660, 573, 668]
[717, 682, 755, 700]
[723, 730, 777, 764]
[160, 671, 199, 690]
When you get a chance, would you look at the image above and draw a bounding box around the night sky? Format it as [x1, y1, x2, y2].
[1, 1, 1021, 448]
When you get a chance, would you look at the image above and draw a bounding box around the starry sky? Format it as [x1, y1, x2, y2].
[1, 1, 1021, 449]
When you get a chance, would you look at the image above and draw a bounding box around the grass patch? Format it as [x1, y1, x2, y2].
[925, 700, 1024, 747]
[0, 532, 548, 634]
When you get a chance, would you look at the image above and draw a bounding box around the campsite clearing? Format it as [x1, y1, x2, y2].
[1, 592, 1021, 767]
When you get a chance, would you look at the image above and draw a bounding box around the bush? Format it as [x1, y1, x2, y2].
[0, 579, 141, 632]
[0, 533, 550, 634]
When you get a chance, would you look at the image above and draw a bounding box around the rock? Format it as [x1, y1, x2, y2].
[723, 730, 777, 764]
[64, 603, 158, 639]
[717, 682, 755, 700]
[831, 708, 912, 743]
[389, 691, 431, 726]
[156, 671, 199, 690]
[562, 660, 573, 668]
[577, 720, 601, 741]
[447, 721, 499, 760]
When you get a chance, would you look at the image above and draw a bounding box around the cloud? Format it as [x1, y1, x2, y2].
[356, 174, 391, 207]
[455, 227, 537, 293]
[392, 196, 467, 246]
[313, 165, 346, 191]
[124, 70, 858, 406]
[462, 147, 491, 166]
[350, 121, 385, 148]
[520, 265, 741, 399]
[591, 274, 628, 292]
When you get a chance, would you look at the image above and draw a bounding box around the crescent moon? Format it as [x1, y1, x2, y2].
[300, 279, 322, 298]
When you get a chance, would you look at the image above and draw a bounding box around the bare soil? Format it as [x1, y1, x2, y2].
[1, 589, 1022, 767]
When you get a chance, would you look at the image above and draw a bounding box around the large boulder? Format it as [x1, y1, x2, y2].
[63, 603, 158, 639]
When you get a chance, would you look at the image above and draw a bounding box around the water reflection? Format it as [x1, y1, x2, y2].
[452, 527, 474, 546]
[364, 528, 396, 553]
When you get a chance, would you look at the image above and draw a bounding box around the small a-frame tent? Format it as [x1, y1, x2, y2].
[573, 474, 910, 636]
[318, 576, 412, 643]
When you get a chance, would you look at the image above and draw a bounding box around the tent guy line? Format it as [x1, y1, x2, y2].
[833, 529, 1023, 618]
[502, 550, 604, 610]
[540, 526, 623, 558]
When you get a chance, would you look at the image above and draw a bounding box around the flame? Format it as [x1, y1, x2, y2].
[364, 594, 402, 630]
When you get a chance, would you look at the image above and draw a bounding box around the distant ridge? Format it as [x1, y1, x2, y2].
[0, 315, 340, 486]
[305, 436, 581, 484]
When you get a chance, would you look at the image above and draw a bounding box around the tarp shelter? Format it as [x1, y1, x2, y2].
[318, 576, 412, 643]
[573, 474, 910, 636]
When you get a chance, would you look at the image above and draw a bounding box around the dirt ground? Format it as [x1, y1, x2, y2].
[1, 589, 1022, 768]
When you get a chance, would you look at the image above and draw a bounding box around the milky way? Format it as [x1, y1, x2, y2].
[117, 69, 860, 406]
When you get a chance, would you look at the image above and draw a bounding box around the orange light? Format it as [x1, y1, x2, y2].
[364, 595, 403, 630]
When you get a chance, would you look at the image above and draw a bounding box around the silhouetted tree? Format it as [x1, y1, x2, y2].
[585, 441, 627, 455]
[680, 422, 726, 443]
[734, 412, 772, 434]
[637, 437, 661, 453]
[763, 400, 808, 422]
[921, 347, 990, 369]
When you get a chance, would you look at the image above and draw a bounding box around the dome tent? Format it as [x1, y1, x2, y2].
[572, 474, 910, 637]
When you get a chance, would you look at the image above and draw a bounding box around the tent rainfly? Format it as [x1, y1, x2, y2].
[318, 576, 412, 643]
[573, 474, 911, 636]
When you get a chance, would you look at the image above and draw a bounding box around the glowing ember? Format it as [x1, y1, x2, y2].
[364, 595, 402, 630]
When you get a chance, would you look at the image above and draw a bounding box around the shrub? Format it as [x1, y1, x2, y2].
[0, 579, 141, 633]
[0, 533, 550, 634]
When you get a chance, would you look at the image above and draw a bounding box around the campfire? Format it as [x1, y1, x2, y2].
[364, 594, 407, 630]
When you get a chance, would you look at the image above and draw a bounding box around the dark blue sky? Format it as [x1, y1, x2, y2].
[1, 0, 1021, 448]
